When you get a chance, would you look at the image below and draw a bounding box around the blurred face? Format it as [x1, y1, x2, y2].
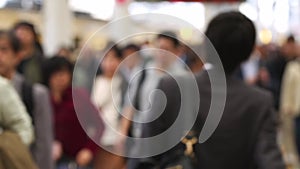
[122, 48, 139, 69]
[58, 48, 72, 58]
[49, 69, 71, 94]
[0, 37, 19, 78]
[15, 26, 35, 46]
[101, 50, 121, 78]
[123, 48, 136, 59]
[282, 42, 297, 59]
[156, 38, 178, 67]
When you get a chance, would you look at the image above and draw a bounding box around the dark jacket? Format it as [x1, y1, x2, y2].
[140, 69, 285, 169]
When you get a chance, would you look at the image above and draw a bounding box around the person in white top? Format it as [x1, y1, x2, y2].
[280, 49, 300, 166]
[281, 58, 300, 117]
[91, 45, 126, 169]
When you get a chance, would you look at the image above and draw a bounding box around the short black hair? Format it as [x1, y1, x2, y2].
[157, 31, 179, 47]
[0, 30, 21, 53]
[122, 43, 140, 52]
[110, 45, 122, 59]
[205, 11, 256, 74]
[12, 21, 44, 54]
[13, 21, 37, 39]
[42, 56, 73, 87]
[104, 41, 122, 60]
[287, 35, 295, 43]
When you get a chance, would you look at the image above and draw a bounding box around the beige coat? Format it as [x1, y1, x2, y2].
[0, 76, 34, 145]
[280, 60, 300, 116]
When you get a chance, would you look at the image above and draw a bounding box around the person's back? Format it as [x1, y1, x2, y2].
[195, 12, 284, 169]
[139, 11, 285, 169]
[195, 72, 282, 168]
[141, 70, 284, 169]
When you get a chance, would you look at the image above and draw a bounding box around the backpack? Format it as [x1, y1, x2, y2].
[159, 132, 200, 169]
[21, 81, 35, 125]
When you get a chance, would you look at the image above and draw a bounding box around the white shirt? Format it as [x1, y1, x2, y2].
[91, 75, 122, 146]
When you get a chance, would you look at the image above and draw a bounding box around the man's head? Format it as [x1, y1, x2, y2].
[121, 43, 141, 69]
[281, 35, 298, 59]
[157, 31, 179, 53]
[122, 44, 140, 56]
[205, 11, 256, 74]
[156, 31, 180, 68]
[0, 30, 22, 79]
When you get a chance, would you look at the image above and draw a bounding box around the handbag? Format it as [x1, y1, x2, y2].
[133, 75, 200, 169]
[160, 132, 200, 169]
[135, 131, 200, 169]
[0, 130, 38, 169]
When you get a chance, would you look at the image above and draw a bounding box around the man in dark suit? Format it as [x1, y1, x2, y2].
[137, 11, 286, 169]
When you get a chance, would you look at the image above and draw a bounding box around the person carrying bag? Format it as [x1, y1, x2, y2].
[0, 76, 37, 169]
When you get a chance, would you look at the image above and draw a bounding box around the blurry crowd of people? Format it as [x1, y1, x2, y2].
[0, 11, 300, 169]
[234, 34, 300, 167]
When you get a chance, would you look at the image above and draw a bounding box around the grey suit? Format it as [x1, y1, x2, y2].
[12, 73, 54, 169]
[141, 69, 286, 169]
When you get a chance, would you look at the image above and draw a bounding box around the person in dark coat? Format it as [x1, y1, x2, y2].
[136, 11, 286, 169]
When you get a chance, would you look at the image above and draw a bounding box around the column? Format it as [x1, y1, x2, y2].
[110, 0, 134, 45]
[43, 0, 73, 56]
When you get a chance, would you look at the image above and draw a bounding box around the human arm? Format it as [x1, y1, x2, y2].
[0, 78, 34, 145]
